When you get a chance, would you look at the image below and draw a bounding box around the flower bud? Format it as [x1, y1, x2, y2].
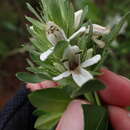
[74, 9, 83, 29]
[86, 24, 110, 35]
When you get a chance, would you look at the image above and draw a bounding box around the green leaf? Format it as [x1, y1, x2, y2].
[77, 0, 102, 23]
[16, 72, 45, 83]
[42, 0, 63, 27]
[53, 41, 69, 59]
[29, 88, 72, 113]
[33, 109, 46, 117]
[26, 16, 44, 29]
[29, 50, 43, 65]
[35, 112, 62, 130]
[26, 3, 43, 22]
[42, 0, 75, 36]
[71, 80, 105, 98]
[82, 104, 108, 130]
[103, 12, 130, 44]
[80, 6, 88, 25]
[58, 0, 75, 36]
[80, 21, 93, 61]
[26, 67, 52, 79]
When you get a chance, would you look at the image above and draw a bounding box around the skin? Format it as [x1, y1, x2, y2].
[27, 68, 130, 130]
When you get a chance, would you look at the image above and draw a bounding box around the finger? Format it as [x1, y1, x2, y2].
[26, 80, 58, 91]
[108, 106, 130, 130]
[98, 68, 130, 107]
[56, 100, 88, 130]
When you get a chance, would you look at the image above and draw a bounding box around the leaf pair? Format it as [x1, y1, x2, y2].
[29, 88, 72, 130]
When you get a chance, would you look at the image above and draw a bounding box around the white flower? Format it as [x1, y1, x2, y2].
[40, 9, 85, 61]
[53, 46, 101, 87]
[74, 9, 83, 29]
[45, 21, 67, 45]
[68, 26, 86, 42]
[40, 21, 86, 61]
[86, 24, 110, 48]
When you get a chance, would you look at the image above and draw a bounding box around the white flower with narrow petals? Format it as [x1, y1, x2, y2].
[40, 9, 85, 61]
[52, 46, 101, 87]
[86, 24, 110, 48]
[45, 21, 67, 45]
[40, 22, 86, 61]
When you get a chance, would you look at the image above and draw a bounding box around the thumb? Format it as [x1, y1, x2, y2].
[56, 100, 88, 130]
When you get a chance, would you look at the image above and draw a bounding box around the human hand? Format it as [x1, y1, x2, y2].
[27, 68, 130, 130]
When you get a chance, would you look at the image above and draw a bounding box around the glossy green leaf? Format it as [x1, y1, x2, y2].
[71, 80, 105, 98]
[16, 72, 45, 83]
[29, 88, 72, 113]
[82, 104, 108, 130]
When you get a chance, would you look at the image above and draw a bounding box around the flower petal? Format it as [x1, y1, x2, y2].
[92, 24, 110, 35]
[46, 21, 67, 45]
[81, 54, 101, 68]
[40, 47, 54, 61]
[53, 71, 71, 81]
[86, 24, 110, 35]
[68, 26, 86, 42]
[74, 9, 83, 29]
[72, 67, 93, 87]
[92, 36, 105, 48]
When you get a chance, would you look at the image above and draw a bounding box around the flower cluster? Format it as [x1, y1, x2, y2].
[39, 9, 110, 87]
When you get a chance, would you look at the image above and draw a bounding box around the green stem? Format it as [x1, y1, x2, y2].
[94, 92, 101, 106]
[84, 92, 95, 104]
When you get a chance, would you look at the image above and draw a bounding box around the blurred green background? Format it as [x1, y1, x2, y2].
[0, 0, 130, 107]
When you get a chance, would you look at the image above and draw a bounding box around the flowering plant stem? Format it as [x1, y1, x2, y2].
[84, 92, 95, 104]
[94, 92, 101, 106]
[85, 92, 101, 106]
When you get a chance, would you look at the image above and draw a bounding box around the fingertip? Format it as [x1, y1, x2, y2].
[26, 80, 59, 91]
[98, 68, 130, 107]
[39, 80, 59, 89]
[26, 83, 41, 91]
[56, 100, 88, 130]
[108, 105, 130, 130]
